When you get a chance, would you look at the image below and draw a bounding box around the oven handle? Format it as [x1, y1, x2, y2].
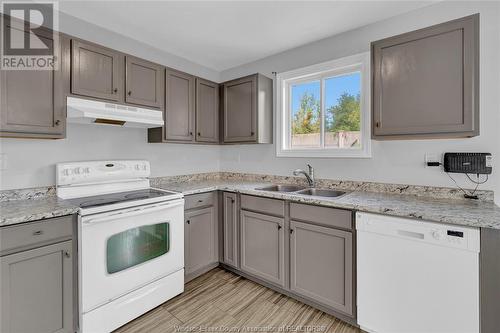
[82, 200, 183, 225]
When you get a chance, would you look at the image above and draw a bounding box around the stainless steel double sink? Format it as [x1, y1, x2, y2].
[255, 185, 347, 198]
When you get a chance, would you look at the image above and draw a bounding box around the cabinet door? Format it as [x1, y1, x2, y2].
[290, 221, 353, 316]
[71, 39, 123, 101]
[125, 56, 164, 108]
[165, 69, 195, 141]
[222, 192, 239, 268]
[0, 23, 64, 138]
[223, 75, 257, 143]
[1, 241, 73, 333]
[195, 78, 219, 143]
[372, 14, 478, 138]
[185, 207, 216, 275]
[240, 210, 285, 287]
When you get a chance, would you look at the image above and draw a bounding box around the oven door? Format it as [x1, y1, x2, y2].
[80, 199, 184, 313]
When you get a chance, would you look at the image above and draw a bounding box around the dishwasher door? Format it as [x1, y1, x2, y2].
[356, 212, 480, 333]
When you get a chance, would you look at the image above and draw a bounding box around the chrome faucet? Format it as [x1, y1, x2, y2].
[293, 164, 315, 187]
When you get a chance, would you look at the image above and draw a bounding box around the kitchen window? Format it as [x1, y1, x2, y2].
[276, 53, 371, 158]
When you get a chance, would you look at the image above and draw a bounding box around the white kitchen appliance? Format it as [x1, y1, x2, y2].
[356, 212, 480, 333]
[66, 96, 164, 128]
[56, 160, 184, 333]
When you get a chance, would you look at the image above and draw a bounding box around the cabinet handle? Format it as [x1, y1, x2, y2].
[33, 230, 44, 236]
[290, 229, 294, 234]
[231, 199, 235, 203]
[198, 132, 201, 136]
[128, 91, 132, 96]
[189, 132, 193, 136]
[197, 199, 203, 203]
[375, 122, 380, 128]
[251, 131, 255, 136]
[55, 120, 60, 126]
[113, 88, 118, 93]
[277, 225, 282, 230]
[186, 220, 190, 224]
[64, 251, 71, 258]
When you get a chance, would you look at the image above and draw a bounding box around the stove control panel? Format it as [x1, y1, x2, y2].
[56, 160, 151, 186]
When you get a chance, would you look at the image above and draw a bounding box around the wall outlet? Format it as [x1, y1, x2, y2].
[424, 153, 439, 168]
[0, 153, 6, 171]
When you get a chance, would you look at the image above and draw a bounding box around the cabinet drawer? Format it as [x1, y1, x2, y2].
[0, 216, 73, 254]
[290, 203, 352, 230]
[185, 192, 214, 210]
[241, 195, 284, 217]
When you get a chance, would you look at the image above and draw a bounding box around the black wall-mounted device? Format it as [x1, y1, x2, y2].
[443, 153, 492, 174]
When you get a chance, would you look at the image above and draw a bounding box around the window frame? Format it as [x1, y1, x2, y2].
[276, 52, 371, 158]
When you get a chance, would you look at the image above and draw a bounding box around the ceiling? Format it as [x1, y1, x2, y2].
[59, 1, 436, 71]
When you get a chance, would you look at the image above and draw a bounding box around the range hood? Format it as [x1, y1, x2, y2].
[66, 97, 163, 128]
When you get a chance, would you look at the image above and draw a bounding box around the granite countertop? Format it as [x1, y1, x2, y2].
[2, 179, 500, 230]
[0, 197, 79, 227]
[154, 180, 500, 230]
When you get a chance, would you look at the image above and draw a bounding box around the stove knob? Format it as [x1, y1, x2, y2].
[63, 169, 72, 176]
[142, 164, 147, 171]
[84, 167, 90, 174]
[135, 164, 141, 171]
[74, 167, 84, 175]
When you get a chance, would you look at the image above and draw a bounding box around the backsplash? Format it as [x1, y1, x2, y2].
[152, 172, 495, 202]
[1, 171, 493, 202]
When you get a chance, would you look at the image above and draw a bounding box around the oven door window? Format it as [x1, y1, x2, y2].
[106, 222, 170, 274]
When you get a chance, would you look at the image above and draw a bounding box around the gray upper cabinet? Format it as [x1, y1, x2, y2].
[222, 74, 273, 144]
[163, 68, 195, 142]
[71, 39, 124, 102]
[372, 14, 479, 139]
[185, 206, 217, 276]
[196, 78, 219, 143]
[0, 22, 64, 138]
[222, 192, 239, 269]
[240, 210, 285, 288]
[125, 56, 164, 109]
[290, 220, 353, 317]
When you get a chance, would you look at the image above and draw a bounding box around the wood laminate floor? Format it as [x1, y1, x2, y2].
[115, 267, 361, 333]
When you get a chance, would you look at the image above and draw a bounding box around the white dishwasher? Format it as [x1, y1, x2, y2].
[356, 212, 480, 333]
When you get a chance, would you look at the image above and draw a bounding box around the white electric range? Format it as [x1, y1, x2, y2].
[56, 160, 184, 333]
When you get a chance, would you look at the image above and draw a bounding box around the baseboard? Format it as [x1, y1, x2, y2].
[185, 262, 220, 283]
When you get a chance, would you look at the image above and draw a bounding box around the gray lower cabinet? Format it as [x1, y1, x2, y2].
[185, 206, 217, 278]
[222, 192, 239, 268]
[195, 78, 219, 143]
[0, 216, 75, 333]
[372, 14, 479, 139]
[71, 39, 124, 102]
[0, 21, 65, 138]
[222, 74, 273, 144]
[125, 56, 164, 109]
[240, 210, 285, 287]
[290, 220, 353, 316]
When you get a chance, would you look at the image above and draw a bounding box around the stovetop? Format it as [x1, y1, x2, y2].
[67, 188, 179, 209]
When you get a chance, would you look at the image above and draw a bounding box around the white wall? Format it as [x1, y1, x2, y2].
[0, 12, 221, 190]
[1, 2, 499, 205]
[219, 1, 500, 204]
[0, 124, 220, 190]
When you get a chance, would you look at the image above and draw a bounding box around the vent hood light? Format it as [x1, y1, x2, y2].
[66, 97, 163, 128]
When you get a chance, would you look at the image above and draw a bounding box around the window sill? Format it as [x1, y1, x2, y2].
[276, 147, 372, 159]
